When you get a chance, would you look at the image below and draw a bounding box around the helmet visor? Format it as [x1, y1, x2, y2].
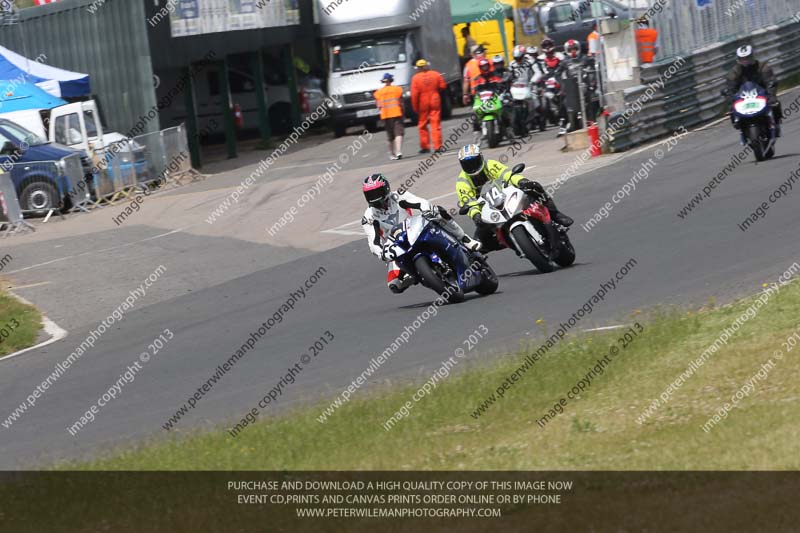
[364, 186, 388, 207]
[461, 155, 484, 176]
[737, 56, 754, 67]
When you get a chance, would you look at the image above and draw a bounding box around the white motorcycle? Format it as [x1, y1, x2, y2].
[460, 164, 575, 273]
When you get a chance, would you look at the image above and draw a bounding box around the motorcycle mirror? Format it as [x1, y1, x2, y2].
[458, 205, 470, 215]
[511, 163, 526, 175]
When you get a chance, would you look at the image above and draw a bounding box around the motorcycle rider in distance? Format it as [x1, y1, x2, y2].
[726, 45, 781, 137]
[492, 54, 510, 86]
[563, 38, 599, 125]
[455, 145, 574, 252]
[541, 38, 565, 75]
[471, 58, 504, 144]
[362, 174, 482, 293]
[525, 46, 544, 74]
[510, 45, 533, 82]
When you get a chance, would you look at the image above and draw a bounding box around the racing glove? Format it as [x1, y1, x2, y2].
[518, 179, 547, 200]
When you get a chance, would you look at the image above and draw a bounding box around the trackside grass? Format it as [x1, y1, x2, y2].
[0, 288, 42, 357]
[67, 281, 800, 471]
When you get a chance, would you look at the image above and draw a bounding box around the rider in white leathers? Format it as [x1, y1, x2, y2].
[361, 173, 481, 293]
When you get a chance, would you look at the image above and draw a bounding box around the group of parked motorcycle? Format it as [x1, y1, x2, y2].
[384, 163, 575, 304]
[472, 51, 598, 148]
[472, 70, 566, 149]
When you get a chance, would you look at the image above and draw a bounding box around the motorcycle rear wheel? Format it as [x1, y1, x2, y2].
[510, 226, 554, 273]
[414, 255, 465, 304]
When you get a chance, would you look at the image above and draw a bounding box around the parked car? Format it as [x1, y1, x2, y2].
[0, 119, 87, 212]
[537, 0, 647, 49]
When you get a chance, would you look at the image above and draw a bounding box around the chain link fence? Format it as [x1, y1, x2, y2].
[651, 0, 800, 61]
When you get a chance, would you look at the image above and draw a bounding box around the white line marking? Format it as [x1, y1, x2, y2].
[321, 229, 365, 236]
[7, 282, 51, 290]
[0, 294, 68, 363]
[583, 325, 628, 332]
[7, 227, 190, 275]
[320, 192, 459, 234]
[7, 256, 74, 275]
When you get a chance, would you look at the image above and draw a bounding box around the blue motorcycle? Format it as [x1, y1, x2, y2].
[731, 81, 776, 161]
[385, 214, 498, 304]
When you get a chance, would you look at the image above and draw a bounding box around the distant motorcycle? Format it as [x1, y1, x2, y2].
[541, 76, 563, 127]
[509, 79, 540, 137]
[729, 81, 776, 161]
[473, 82, 506, 148]
[460, 164, 575, 273]
[385, 214, 498, 303]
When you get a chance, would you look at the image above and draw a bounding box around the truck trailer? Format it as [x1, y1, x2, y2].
[317, 0, 462, 137]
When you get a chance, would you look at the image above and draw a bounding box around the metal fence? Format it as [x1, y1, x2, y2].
[0, 172, 34, 237]
[133, 125, 195, 188]
[651, 0, 800, 61]
[0, 124, 199, 236]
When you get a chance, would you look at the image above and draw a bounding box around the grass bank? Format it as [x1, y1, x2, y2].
[0, 288, 42, 357]
[69, 279, 800, 470]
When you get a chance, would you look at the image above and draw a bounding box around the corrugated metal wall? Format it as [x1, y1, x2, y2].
[0, 0, 158, 134]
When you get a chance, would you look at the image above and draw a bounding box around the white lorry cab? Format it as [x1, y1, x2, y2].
[0, 100, 136, 157]
[316, 0, 462, 137]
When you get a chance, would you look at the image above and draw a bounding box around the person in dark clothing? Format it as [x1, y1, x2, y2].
[726, 44, 781, 136]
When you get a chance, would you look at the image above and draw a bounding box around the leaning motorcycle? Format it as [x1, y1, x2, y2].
[473, 83, 506, 148]
[460, 164, 575, 274]
[729, 81, 776, 162]
[385, 214, 498, 303]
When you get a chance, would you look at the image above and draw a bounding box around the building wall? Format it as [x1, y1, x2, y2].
[0, 0, 157, 135]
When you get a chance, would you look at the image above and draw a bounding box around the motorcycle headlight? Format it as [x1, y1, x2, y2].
[491, 212, 501, 222]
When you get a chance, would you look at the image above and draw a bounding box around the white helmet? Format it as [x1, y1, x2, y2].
[458, 144, 485, 177]
[737, 45, 754, 67]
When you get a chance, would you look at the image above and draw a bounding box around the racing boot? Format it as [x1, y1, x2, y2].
[441, 218, 483, 251]
[545, 197, 574, 227]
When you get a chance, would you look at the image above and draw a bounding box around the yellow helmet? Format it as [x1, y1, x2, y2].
[415, 59, 428, 68]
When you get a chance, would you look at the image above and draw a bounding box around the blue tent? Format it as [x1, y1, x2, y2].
[0, 45, 90, 98]
[0, 81, 66, 112]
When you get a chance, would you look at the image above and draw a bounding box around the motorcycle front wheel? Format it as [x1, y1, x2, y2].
[510, 226, 554, 273]
[475, 259, 499, 295]
[487, 120, 499, 148]
[555, 232, 576, 267]
[746, 124, 765, 162]
[414, 255, 465, 304]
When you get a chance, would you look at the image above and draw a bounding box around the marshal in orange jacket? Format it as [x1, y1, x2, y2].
[411, 69, 447, 151]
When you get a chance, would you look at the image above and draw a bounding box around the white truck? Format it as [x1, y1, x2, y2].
[316, 0, 462, 137]
[0, 100, 135, 157]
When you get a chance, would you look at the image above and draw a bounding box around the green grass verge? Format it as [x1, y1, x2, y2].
[0, 289, 42, 357]
[68, 280, 800, 471]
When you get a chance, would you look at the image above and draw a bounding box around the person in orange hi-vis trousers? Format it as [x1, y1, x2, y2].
[635, 18, 658, 64]
[411, 59, 447, 154]
[374, 73, 405, 160]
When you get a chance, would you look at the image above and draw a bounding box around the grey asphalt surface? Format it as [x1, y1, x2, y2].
[1, 104, 799, 469]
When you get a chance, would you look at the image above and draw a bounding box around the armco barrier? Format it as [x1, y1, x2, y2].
[0, 172, 34, 237]
[607, 20, 800, 152]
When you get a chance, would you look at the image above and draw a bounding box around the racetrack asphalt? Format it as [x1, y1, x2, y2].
[1, 100, 799, 469]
